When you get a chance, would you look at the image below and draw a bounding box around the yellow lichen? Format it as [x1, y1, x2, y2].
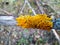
[16, 14, 53, 31]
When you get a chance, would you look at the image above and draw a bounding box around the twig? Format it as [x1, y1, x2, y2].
[0, 8, 13, 15]
[35, 0, 45, 14]
[52, 29, 60, 45]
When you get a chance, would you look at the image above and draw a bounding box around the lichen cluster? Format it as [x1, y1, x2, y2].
[16, 14, 53, 31]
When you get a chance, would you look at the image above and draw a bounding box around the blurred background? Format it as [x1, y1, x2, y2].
[0, 0, 60, 45]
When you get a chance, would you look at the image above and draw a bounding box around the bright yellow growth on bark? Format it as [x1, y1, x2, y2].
[16, 14, 53, 31]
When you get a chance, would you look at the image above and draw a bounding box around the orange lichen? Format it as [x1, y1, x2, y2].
[16, 14, 53, 31]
